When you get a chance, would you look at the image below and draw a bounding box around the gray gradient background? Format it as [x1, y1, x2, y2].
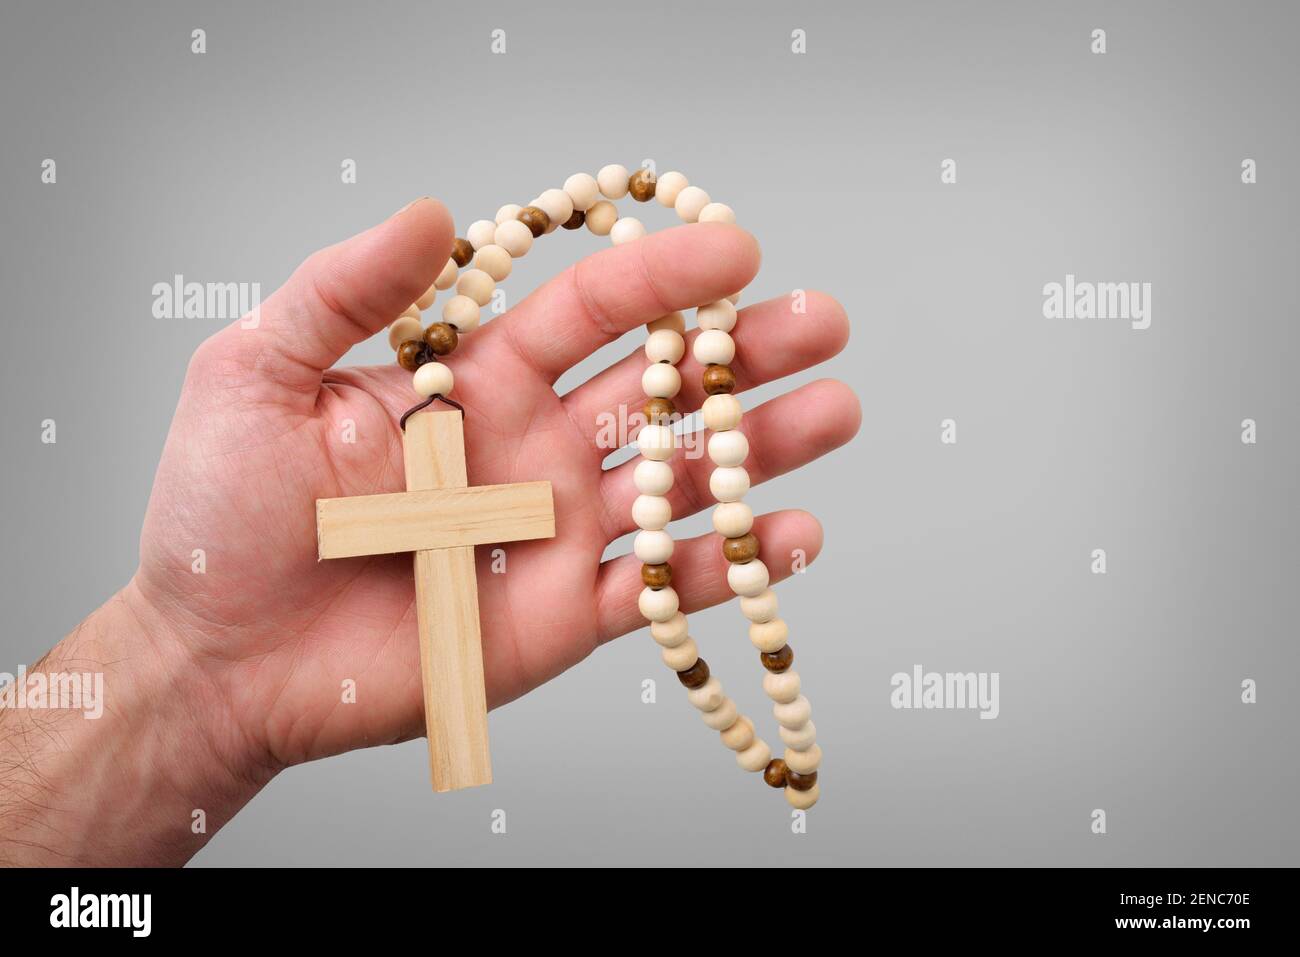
[2, 0, 1296, 866]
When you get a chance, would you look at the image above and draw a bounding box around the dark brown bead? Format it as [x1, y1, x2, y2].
[643, 397, 675, 425]
[676, 657, 710, 689]
[641, 563, 672, 589]
[562, 209, 585, 230]
[760, 644, 793, 674]
[396, 338, 431, 371]
[787, 769, 818, 792]
[628, 168, 657, 202]
[763, 758, 788, 788]
[451, 238, 474, 267]
[702, 364, 736, 395]
[424, 322, 459, 356]
[722, 533, 760, 564]
[518, 206, 550, 237]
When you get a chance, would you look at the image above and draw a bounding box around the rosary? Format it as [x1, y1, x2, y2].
[315, 165, 820, 810]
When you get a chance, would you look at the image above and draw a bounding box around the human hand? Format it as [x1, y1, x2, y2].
[0, 198, 858, 864]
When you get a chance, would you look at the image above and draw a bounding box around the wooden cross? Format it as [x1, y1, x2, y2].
[314, 410, 555, 792]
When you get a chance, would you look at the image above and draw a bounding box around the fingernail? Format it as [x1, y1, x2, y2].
[393, 196, 431, 218]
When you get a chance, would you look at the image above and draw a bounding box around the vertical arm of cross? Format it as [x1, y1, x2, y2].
[403, 410, 493, 792]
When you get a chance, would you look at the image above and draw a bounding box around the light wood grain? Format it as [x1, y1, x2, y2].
[316, 481, 554, 559]
[402, 411, 493, 791]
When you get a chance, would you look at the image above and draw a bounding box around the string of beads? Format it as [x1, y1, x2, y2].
[386, 165, 820, 809]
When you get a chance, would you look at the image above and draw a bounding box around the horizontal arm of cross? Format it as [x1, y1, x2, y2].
[316, 481, 554, 559]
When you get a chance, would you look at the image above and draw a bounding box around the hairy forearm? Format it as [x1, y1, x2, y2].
[0, 585, 273, 866]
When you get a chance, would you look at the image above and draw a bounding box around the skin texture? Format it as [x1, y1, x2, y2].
[0, 198, 859, 865]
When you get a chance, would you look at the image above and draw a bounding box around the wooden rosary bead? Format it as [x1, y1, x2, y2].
[494, 219, 533, 257]
[676, 657, 710, 689]
[699, 202, 736, 224]
[584, 200, 617, 236]
[763, 758, 788, 788]
[693, 329, 736, 367]
[466, 220, 497, 250]
[641, 362, 681, 399]
[632, 494, 671, 531]
[720, 715, 754, 751]
[424, 322, 459, 356]
[518, 206, 550, 237]
[698, 299, 738, 332]
[495, 203, 523, 224]
[533, 188, 574, 230]
[645, 328, 686, 365]
[641, 562, 672, 588]
[774, 695, 812, 729]
[701, 697, 738, 731]
[474, 244, 513, 281]
[702, 393, 742, 432]
[451, 237, 474, 267]
[647, 311, 686, 334]
[638, 585, 679, 622]
[434, 257, 458, 290]
[763, 669, 801, 703]
[780, 720, 817, 751]
[727, 556, 768, 595]
[786, 769, 818, 792]
[563, 172, 599, 210]
[713, 501, 754, 538]
[415, 282, 438, 310]
[456, 268, 495, 306]
[674, 185, 711, 223]
[655, 171, 688, 207]
[412, 361, 453, 398]
[661, 637, 698, 672]
[702, 363, 737, 395]
[643, 397, 675, 425]
[722, 532, 759, 564]
[628, 167, 657, 202]
[687, 676, 725, 712]
[710, 466, 751, 503]
[634, 459, 674, 495]
[634, 529, 674, 564]
[610, 217, 647, 245]
[397, 338, 431, 371]
[760, 643, 793, 673]
[650, 612, 688, 647]
[387, 315, 423, 351]
[736, 739, 772, 772]
[562, 209, 585, 230]
[785, 744, 822, 774]
[741, 589, 779, 624]
[749, 618, 789, 652]
[785, 783, 819, 810]
[597, 163, 630, 199]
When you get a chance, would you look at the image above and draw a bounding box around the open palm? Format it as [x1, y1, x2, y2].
[131, 198, 858, 774]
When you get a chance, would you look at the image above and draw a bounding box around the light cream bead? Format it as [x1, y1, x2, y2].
[534, 188, 574, 229]
[728, 291, 742, 305]
[785, 744, 822, 774]
[641, 362, 681, 399]
[701, 698, 738, 731]
[736, 739, 772, 772]
[780, 719, 817, 751]
[773, 694, 811, 729]
[702, 394, 743, 432]
[442, 294, 481, 332]
[610, 217, 646, 245]
[720, 715, 755, 751]
[647, 311, 686, 334]
[650, 611, 688, 647]
[597, 163, 630, 199]
[709, 466, 750, 503]
[661, 636, 698, 671]
[693, 329, 735, 366]
[412, 361, 453, 397]
[400, 302, 421, 320]
[456, 268, 495, 306]
[494, 219, 533, 257]
[563, 172, 600, 211]
[674, 185, 711, 223]
[466, 219, 497, 250]
[474, 244, 512, 282]
[698, 202, 736, 224]
[645, 329, 686, 365]
[708, 430, 748, 468]
[638, 586, 679, 623]
[585, 200, 617, 236]
[741, 589, 779, 623]
[633, 459, 674, 496]
[495, 203, 523, 225]
[697, 299, 738, 332]
[416, 281, 438, 310]
[638, 424, 676, 461]
[687, 676, 725, 712]
[634, 529, 674, 564]
[632, 494, 671, 531]
[387, 316, 423, 350]
[655, 171, 689, 207]
[712, 501, 754, 537]
[434, 258, 458, 291]
[749, 618, 789, 652]
[763, 670, 802, 704]
[785, 782, 819, 810]
[728, 559, 770, 597]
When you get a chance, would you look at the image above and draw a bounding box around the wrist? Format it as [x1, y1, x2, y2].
[0, 582, 275, 866]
